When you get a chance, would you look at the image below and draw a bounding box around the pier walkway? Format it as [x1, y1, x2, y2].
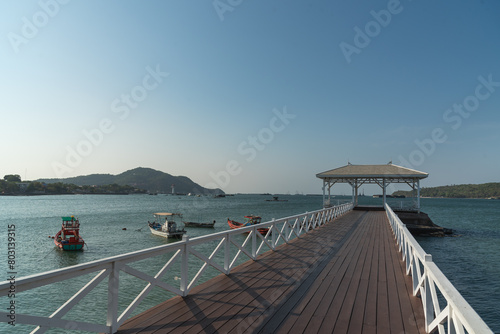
[117, 210, 425, 333]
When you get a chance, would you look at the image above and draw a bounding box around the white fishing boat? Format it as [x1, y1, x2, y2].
[148, 212, 186, 239]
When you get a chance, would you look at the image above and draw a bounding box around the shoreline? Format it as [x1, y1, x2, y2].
[420, 196, 500, 200]
[0, 192, 133, 196]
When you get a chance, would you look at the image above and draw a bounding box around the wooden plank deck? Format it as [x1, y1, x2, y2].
[117, 210, 426, 334]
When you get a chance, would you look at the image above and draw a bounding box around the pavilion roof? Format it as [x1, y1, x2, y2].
[316, 163, 428, 181]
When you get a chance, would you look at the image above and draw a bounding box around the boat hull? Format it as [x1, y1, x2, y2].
[55, 241, 84, 251]
[183, 221, 215, 228]
[54, 230, 84, 251]
[54, 237, 84, 251]
[149, 226, 185, 239]
[227, 219, 269, 236]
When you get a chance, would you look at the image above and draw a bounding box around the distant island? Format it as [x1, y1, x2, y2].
[0, 175, 145, 195]
[392, 182, 500, 199]
[1, 167, 223, 196]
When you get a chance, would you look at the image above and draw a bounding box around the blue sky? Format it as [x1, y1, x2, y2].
[1, 0, 499, 194]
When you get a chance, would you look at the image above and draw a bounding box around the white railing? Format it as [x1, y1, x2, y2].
[0, 202, 353, 334]
[387, 199, 419, 211]
[385, 203, 493, 334]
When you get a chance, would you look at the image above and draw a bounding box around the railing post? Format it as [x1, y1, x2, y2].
[224, 233, 230, 274]
[107, 262, 120, 333]
[272, 221, 277, 248]
[181, 235, 189, 296]
[252, 228, 257, 259]
[303, 212, 307, 231]
[423, 254, 433, 331]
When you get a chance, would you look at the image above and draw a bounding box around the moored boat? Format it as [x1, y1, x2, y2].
[227, 215, 269, 235]
[54, 216, 85, 251]
[265, 196, 288, 202]
[148, 213, 186, 239]
[183, 220, 216, 228]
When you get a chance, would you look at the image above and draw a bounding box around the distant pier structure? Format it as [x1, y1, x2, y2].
[316, 163, 428, 211]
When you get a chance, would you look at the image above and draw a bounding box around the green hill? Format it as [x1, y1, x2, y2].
[38, 167, 223, 195]
[392, 182, 500, 199]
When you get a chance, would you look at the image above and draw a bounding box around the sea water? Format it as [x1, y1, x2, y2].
[0, 194, 498, 333]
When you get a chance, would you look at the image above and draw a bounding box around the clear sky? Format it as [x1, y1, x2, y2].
[1, 0, 499, 195]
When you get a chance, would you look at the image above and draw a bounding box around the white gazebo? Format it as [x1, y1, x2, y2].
[316, 163, 428, 211]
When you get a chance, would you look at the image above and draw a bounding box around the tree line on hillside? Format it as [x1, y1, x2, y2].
[0, 174, 146, 195]
[392, 182, 500, 199]
[38, 167, 224, 195]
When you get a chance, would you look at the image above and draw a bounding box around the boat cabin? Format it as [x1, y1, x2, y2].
[61, 216, 80, 229]
[153, 212, 182, 224]
[243, 215, 261, 226]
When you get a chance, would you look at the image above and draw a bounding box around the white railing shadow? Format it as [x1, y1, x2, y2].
[0, 202, 353, 333]
[385, 203, 492, 334]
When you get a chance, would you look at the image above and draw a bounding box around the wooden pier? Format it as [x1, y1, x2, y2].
[117, 210, 426, 333]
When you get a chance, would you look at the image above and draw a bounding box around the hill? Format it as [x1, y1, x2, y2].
[38, 167, 223, 195]
[392, 182, 500, 199]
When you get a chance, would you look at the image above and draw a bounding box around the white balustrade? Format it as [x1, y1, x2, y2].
[385, 203, 492, 334]
[0, 202, 353, 333]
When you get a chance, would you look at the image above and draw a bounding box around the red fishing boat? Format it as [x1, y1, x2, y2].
[227, 215, 269, 236]
[54, 216, 85, 251]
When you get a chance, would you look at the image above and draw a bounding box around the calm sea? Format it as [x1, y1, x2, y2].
[0, 194, 498, 333]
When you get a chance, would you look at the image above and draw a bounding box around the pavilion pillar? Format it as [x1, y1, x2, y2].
[351, 182, 355, 205]
[417, 179, 421, 213]
[382, 178, 386, 207]
[328, 182, 331, 207]
[322, 181, 326, 208]
[354, 180, 358, 206]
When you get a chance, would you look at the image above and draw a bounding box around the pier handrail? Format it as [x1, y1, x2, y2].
[0, 202, 353, 333]
[384, 203, 492, 334]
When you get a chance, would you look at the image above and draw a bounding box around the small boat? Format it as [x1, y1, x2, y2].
[266, 196, 288, 202]
[148, 213, 186, 239]
[227, 215, 269, 236]
[183, 220, 216, 228]
[54, 216, 85, 251]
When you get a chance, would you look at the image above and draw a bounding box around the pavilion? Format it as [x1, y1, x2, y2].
[316, 163, 428, 211]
